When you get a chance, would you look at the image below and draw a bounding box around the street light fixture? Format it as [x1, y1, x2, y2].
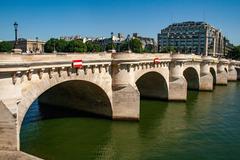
[111, 32, 114, 50]
[13, 22, 18, 48]
[127, 34, 131, 53]
[36, 37, 39, 53]
[53, 39, 57, 53]
[110, 32, 116, 53]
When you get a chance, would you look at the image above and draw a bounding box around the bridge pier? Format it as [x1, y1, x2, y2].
[0, 101, 18, 151]
[0, 75, 20, 151]
[168, 61, 187, 101]
[236, 67, 240, 80]
[216, 59, 228, 85]
[199, 58, 213, 91]
[227, 61, 237, 81]
[111, 62, 140, 120]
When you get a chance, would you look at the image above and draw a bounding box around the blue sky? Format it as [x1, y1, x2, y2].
[0, 0, 240, 44]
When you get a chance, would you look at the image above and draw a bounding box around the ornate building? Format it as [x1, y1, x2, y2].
[9, 38, 45, 54]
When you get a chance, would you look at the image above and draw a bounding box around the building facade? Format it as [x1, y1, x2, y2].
[224, 38, 234, 56]
[132, 33, 157, 52]
[60, 35, 95, 43]
[9, 38, 45, 53]
[158, 21, 231, 56]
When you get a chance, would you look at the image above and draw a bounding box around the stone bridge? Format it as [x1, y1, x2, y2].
[0, 53, 239, 153]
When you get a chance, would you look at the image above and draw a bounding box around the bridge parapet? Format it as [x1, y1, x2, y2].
[201, 56, 218, 64]
[112, 53, 171, 63]
[0, 53, 112, 85]
[171, 53, 202, 62]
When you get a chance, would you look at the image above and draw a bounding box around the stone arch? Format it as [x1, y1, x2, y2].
[183, 67, 200, 90]
[135, 71, 168, 100]
[210, 67, 217, 85]
[17, 73, 112, 134]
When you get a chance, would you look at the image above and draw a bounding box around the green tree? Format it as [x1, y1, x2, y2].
[144, 44, 156, 53]
[119, 41, 129, 52]
[228, 45, 240, 59]
[86, 41, 102, 52]
[65, 40, 87, 53]
[130, 38, 143, 53]
[106, 42, 116, 51]
[0, 41, 13, 52]
[44, 38, 58, 53]
[56, 39, 68, 52]
[160, 46, 176, 53]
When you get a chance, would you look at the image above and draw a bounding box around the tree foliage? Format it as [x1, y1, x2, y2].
[119, 42, 129, 52]
[228, 45, 240, 60]
[56, 39, 69, 52]
[106, 42, 116, 51]
[44, 37, 144, 53]
[65, 40, 87, 53]
[0, 41, 13, 52]
[160, 46, 176, 53]
[129, 38, 143, 53]
[44, 39, 106, 53]
[44, 38, 58, 53]
[86, 41, 102, 52]
[144, 44, 156, 53]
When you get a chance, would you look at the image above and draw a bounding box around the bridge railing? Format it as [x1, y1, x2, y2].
[0, 52, 240, 71]
[0, 53, 112, 73]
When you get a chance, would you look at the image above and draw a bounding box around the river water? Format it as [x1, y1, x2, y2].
[21, 82, 240, 160]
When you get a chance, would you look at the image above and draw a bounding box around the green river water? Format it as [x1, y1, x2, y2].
[21, 82, 240, 160]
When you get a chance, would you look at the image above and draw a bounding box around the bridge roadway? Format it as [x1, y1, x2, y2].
[0, 52, 240, 157]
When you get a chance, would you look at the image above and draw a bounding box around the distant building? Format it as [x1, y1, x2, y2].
[60, 35, 94, 43]
[96, 33, 125, 45]
[158, 21, 231, 56]
[224, 38, 234, 56]
[132, 33, 156, 52]
[93, 33, 126, 52]
[9, 38, 45, 53]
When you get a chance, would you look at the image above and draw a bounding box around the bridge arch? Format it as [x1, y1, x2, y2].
[183, 67, 200, 90]
[17, 72, 113, 133]
[135, 71, 168, 100]
[210, 67, 217, 85]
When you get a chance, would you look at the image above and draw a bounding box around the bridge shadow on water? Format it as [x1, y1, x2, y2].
[22, 99, 110, 126]
[21, 90, 218, 160]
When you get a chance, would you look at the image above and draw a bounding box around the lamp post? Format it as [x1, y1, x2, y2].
[36, 37, 39, 53]
[53, 39, 57, 53]
[102, 37, 106, 53]
[127, 34, 132, 53]
[13, 22, 18, 48]
[118, 33, 121, 52]
[111, 32, 114, 50]
[110, 32, 116, 53]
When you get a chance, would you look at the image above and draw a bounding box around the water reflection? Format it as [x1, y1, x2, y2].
[21, 83, 240, 160]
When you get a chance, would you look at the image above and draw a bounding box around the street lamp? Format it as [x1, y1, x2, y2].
[13, 22, 18, 48]
[53, 39, 57, 53]
[127, 34, 132, 53]
[111, 32, 114, 50]
[118, 33, 121, 52]
[36, 37, 39, 53]
[110, 32, 116, 53]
